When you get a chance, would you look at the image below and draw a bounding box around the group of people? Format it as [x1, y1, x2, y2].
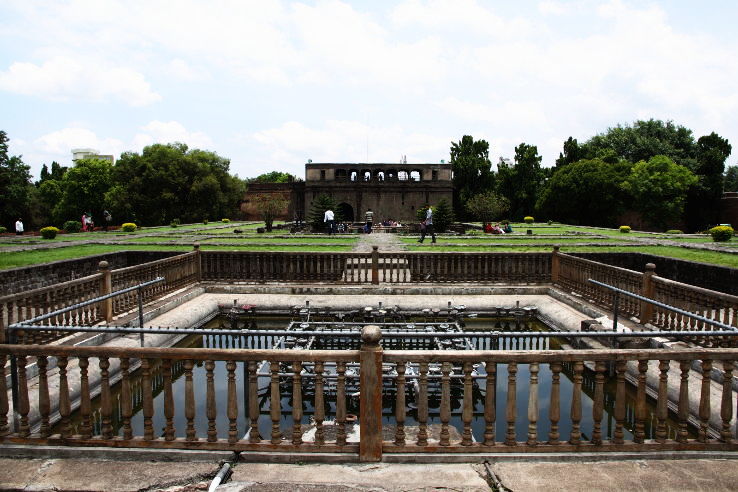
[484, 222, 513, 234]
[322, 205, 436, 243]
[81, 210, 113, 232]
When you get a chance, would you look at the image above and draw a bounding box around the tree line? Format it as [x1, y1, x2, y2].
[452, 119, 735, 232]
[0, 133, 245, 230]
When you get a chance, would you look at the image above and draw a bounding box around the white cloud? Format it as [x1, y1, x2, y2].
[0, 56, 160, 106]
[35, 127, 124, 156]
[249, 120, 449, 177]
[132, 121, 214, 150]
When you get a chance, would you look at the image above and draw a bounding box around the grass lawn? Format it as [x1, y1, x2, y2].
[198, 237, 359, 244]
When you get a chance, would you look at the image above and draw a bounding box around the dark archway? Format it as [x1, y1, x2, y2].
[337, 202, 354, 222]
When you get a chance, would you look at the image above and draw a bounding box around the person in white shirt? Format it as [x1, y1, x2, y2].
[15, 218, 24, 235]
[418, 206, 436, 243]
[324, 209, 335, 235]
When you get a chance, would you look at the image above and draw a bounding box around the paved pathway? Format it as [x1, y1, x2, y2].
[352, 231, 407, 252]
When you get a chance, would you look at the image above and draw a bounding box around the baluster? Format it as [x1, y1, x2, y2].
[292, 361, 303, 445]
[439, 362, 451, 446]
[269, 362, 282, 444]
[36, 356, 51, 438]
[336, 361, 347, 446]
[417, 362, 429, 446]
[527, 362, 539, 446]
[394, 362, 406, 446]
[14, 354, 30, 437]
[163, 359, 175, 441]
[79, 357, 92, 439]
[505, 362, 517, 445]
[120, 358, 133, 441]
[548, 362, 561, 444]
[592, 361, 605, 445]
[461, 362, 473, 446]
[569, 361, 583, 445]
[720, 361, 734, 443]
[142, 358, 155, 440]
[205, 360, 217, 442]
[698, 359, 712, 443]
[314, 361, 325, 445]
[632, 360, 648, 443]
[226, 360, 238, 444]
[481, 360, 498, 442]
[613, 360, 626, 445]
[655, 360, 669, 443]
[677, 361, 690, 443]
[99, 357, 113, 439]
[54, 356, 70, 439]
[248, 361, 261, 443]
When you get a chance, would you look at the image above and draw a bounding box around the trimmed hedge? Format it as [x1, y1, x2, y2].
[121, 223, 137, 233]
[619, 225, 631, 233]
[64, 220, 82, 233]
[709, 225, 734, 242]
[40, 226, 59, 239]
[524, 216, 534, 224]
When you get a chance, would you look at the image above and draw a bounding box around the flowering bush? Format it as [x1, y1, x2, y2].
[221, 218, 230, 223]
[619, 225, 631, 233]
[665, 229, 683, 234]
[40, 226, 59, 239]
[524, 216, 534, 224]
[121, 222, 137, 232]
[0, 226, 6, 234]
[709, 225, 734, 242]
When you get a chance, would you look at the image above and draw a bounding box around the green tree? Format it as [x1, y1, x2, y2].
[0, 130, 35, 230]
[725, 165, 738, 192]
[249, 171, 300, 183]
[307, 194, 339, 232]
[417, 199, 454, 232]
[254, 195, 289, 232]
[54, 158, 114, 225]
[465, 192, 510, 227]
[621, 155, 698, 230]
[496, 143, 544, 219]
[111, 143, 244, 225]
[684, 132, 732, 230]
[536, 158, 633, 226]
[582, 119, 698, 169]
[449, 135, 495, 219]
[554, 136, 582, 168]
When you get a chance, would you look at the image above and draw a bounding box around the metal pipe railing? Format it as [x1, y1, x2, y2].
[587, 278, 738, 333]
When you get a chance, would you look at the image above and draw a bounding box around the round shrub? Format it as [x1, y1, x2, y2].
[203, 219, 209, 225]
[0, 226, 7, 234]
[121, 222, 137, 233]
[665, 229, 683, 234]
[709, 225, 734, 242]
[40, 226, 59, 239]
[221, 218, 230, 223]
[524, 216, 534, 224]
[63, 220, 82, 233]
[170, 221, 179, 228]
[619, 225, 631, 233]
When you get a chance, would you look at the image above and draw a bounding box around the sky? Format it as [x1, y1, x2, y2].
[1, 0, 737, 180]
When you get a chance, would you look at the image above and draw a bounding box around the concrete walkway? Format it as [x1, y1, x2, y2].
[352, 231, 407, 252]
[1, 456, 737, 491]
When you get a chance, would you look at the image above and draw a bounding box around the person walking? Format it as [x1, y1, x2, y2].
[15, 218, 24, 236]
[365, 208, 374, 234]
[103, 210, 112, 231]
[418, 205, 436, 244]
[324, 208, 335, 235]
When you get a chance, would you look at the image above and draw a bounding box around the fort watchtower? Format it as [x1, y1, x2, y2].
[304, 162, 453, 223]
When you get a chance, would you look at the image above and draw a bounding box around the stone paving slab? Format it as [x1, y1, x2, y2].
[0, 458, 219, 491]
[488, 459, 738, 492]
[222, 463, 490, 491]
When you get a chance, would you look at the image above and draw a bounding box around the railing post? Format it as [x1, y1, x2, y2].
[371, 246, 379, 285]
[640, 263, 656, 324]
[98, 261, 113, 323]
[551, 246, 560, 284]
[359, 325, 383, 462]
[193, 243, 202, 282]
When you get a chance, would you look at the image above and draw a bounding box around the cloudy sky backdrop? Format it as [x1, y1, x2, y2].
[2, 0, 737, 179]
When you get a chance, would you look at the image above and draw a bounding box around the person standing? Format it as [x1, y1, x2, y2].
[81, 213, 87, 232]
[365, 208, 374, 234]
[324, 208, 335, 235]
[15, 218, 24, 235]
[418, 205, 436, 243]
[103, 210, 112, 231]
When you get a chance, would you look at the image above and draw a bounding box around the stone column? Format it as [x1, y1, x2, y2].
[98, 261, 112, 323]
[640, 263, 656, 324]
[359, 325, 383, 462]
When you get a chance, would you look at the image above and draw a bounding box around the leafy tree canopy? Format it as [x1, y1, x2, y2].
[53, 158, 114, 225]
[496, 143, 544, 220]
[0, 130, 35, 229]
[536, 158, 633, 227]
[725, 165, 738, 192]
[254, 194, 289, 232]
[307, 194, 340, 232]
[449, 135, 495, 218]
[620, 155, 698, 229]
[249, 171, 300, 183]
[416, 199, 454, 232]
[465, 192, 510, 225]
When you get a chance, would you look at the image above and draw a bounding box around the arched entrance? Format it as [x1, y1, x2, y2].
[337, 202, 354, 222]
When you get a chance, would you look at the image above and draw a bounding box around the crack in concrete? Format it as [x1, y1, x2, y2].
[482, 462, 511, 492]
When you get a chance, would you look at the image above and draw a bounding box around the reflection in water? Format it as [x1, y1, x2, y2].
[54, 316, 695, 442]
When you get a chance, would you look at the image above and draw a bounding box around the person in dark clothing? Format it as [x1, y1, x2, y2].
[418, 206, 436, 243]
